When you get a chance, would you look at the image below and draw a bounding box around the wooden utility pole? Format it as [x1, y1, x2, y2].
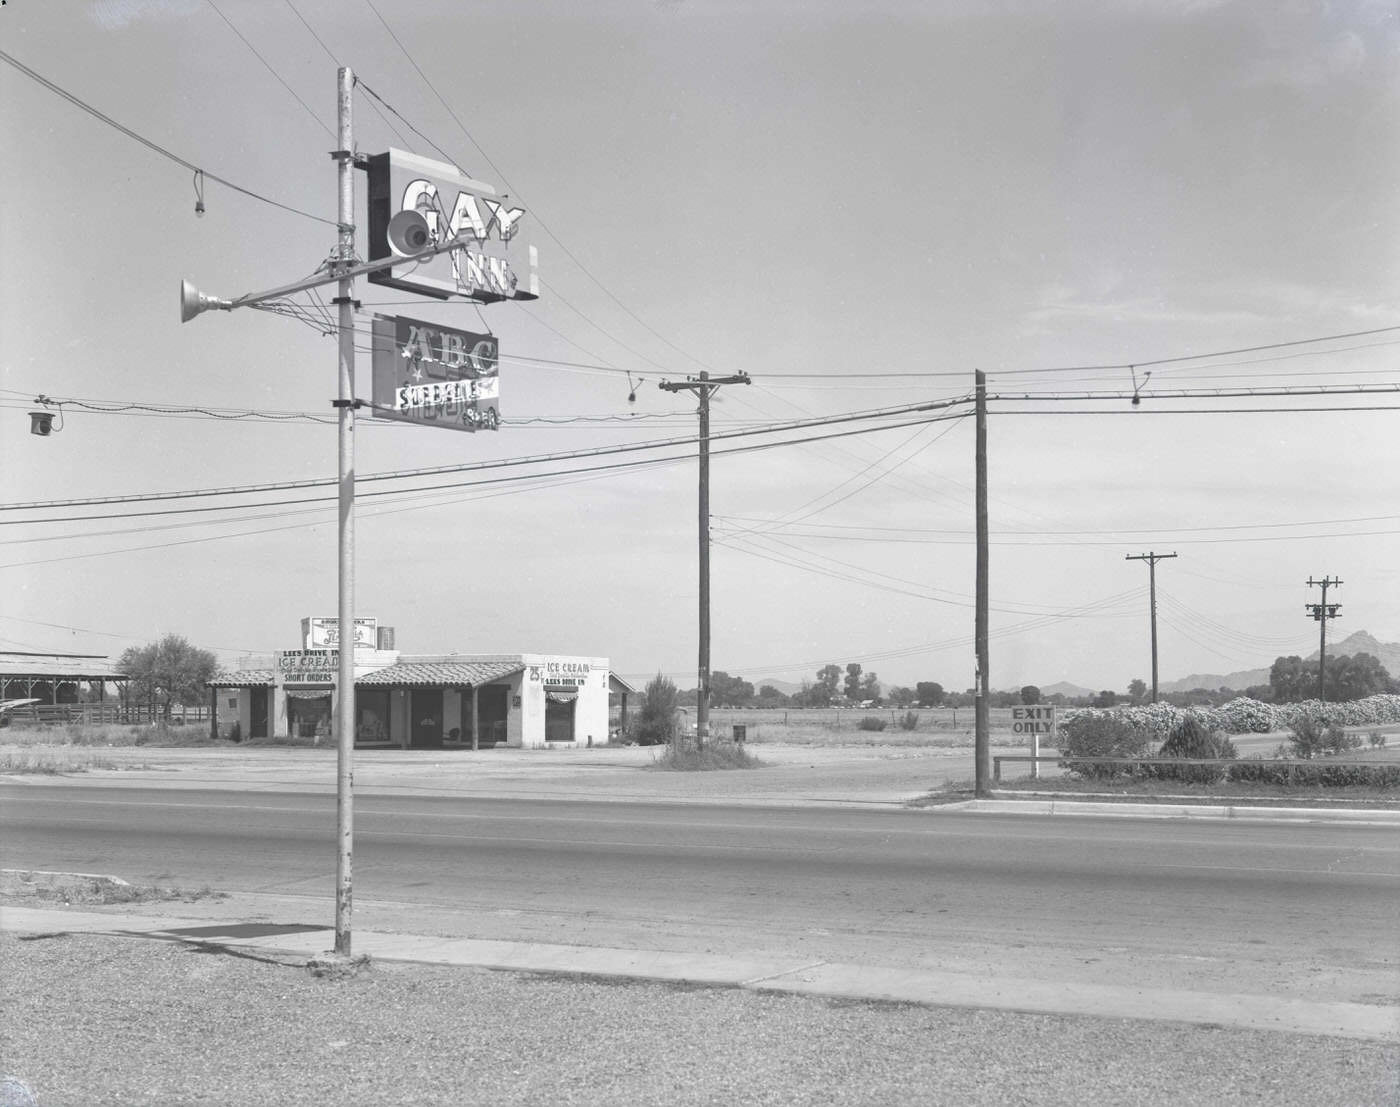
[974, 371, 990, 797]
[1126, 551, 1177, 703]
[658, 370, 751, 748]
[331, 66, 357, 958]
[1305, 576, 1342, 702]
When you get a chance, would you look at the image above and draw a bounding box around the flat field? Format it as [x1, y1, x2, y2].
[705, 706, 1034, 747]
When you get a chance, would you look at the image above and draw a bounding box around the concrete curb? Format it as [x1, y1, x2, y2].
[938, 798, 1400, 826]
[3, 905, 1394, 1042]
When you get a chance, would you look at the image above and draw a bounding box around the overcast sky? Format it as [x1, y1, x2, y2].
[2, 0, 1397, 694]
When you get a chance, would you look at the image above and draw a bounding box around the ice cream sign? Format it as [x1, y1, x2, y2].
[366, 148, 538, 303]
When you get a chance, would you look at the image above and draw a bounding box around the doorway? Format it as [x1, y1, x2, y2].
[250, 686, 269, 739]
[476, 684, 509, 746]
[410, 689, 443, 748]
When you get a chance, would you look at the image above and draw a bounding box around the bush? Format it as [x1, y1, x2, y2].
[632, 673, 679, 746]
[1149, 712, 1236, 784]
[1227, 760, 1400, 788]
[1288, 715, 1363, 759]
[1057, 712, 1151, 779]
[858, 716, 887, 732]
[899, 711, 920, 731]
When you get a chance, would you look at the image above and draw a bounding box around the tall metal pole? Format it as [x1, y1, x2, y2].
[1127, 552, 1177, 703]
[974, 371, 990, 797]
[658, 370, 750, 750]
[333, 66, 356, 958]
[697, 372, 711, 750]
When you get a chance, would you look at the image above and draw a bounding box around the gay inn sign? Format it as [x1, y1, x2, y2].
[366, 148, 539, 303]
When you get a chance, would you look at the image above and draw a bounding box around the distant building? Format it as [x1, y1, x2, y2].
[0, 651, 126, 705]
[208, 621, 633, 750]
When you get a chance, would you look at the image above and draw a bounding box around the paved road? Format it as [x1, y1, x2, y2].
[2, 783, 1397, 1008]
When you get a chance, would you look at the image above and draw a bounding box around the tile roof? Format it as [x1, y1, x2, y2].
[209, 669, 275, 687]
[209, 660, 526, 688]
[355, 660, 524, 686]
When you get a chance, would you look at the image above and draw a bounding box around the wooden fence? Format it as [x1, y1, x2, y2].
[2, 703, 211, 727]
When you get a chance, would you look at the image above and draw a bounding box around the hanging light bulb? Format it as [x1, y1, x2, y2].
[193, 169, 206, 218]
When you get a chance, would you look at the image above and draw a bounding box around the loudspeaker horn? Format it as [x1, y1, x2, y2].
[29, 411, 55, 437]
[386, 209, 434, 257]
[180, 280, 233, 323]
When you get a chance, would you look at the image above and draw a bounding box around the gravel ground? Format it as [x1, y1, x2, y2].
[2, 932, 1396, 1107]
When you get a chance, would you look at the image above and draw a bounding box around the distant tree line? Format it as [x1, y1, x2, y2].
[668, 651, 1395, 713]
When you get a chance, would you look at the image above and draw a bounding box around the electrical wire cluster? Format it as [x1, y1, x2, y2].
[5, 10, 1396, 680]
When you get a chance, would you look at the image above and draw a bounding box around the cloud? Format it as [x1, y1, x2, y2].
[89, 0, 199, 32]
[1024, 287, 1265, 329]
[1239, 30, 1370, 88]
[1025, 279, 1400, 334]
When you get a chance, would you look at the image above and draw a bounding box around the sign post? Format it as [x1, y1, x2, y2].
[1011, 705, 1057, 781]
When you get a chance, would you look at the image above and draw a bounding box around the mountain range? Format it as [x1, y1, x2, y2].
[1158, 630, 1400, 694]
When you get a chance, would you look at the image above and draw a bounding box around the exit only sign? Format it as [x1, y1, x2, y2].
[1011, 705, 1057, 734]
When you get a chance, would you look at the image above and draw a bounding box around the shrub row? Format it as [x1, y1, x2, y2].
[1060, 694, 1400, 740]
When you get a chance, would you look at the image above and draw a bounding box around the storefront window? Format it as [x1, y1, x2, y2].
[357, 689, 390, 744]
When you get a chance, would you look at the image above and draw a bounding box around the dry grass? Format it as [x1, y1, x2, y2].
[0, 749, 151, 774]
[0, 721, 223, 748]
[0, 869, 227, 904]
[724, 721, 1030, 749]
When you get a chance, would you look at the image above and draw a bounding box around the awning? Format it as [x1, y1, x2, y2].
[286, 688, 332, 700]
[545, 687, 578, 703]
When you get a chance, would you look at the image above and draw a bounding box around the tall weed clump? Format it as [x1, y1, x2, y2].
[1057, 712, 1150, 779]
[649, 740, 762, 772]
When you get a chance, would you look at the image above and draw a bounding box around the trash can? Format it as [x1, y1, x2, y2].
[732, 724, 747, 742]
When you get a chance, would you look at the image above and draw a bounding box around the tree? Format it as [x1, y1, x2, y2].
[886, 685, 916, 707]
[633, 672, 679, 745]
[802, 664, 840, 707]
[1092, 690, 1117, 708]
[1019, 685, 1041, 706]
[1327, 653, 1395, 701]
[755, 684, 789, 707]
[118, 634, 218, 723]
[859, 671, 880, 703]
[1269, 655, 1312, 703]
[709, 671, 754, 708]
[915, 681, 945, 707]
[1127, 678, 1147, 704]
[844, 663, 863, 702]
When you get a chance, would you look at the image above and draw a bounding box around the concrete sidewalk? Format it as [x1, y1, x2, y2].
[2, 904, 1395, 1043]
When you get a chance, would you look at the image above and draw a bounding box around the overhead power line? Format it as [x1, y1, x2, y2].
[0, 397, 973, 515]
[755, 325, 1400, 379]
[205, 0, 334, 138]
[0, 47, 338, 227]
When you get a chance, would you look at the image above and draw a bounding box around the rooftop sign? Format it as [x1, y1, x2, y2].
[302, 617, 378, 650]
[365, 148, 538, 302]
